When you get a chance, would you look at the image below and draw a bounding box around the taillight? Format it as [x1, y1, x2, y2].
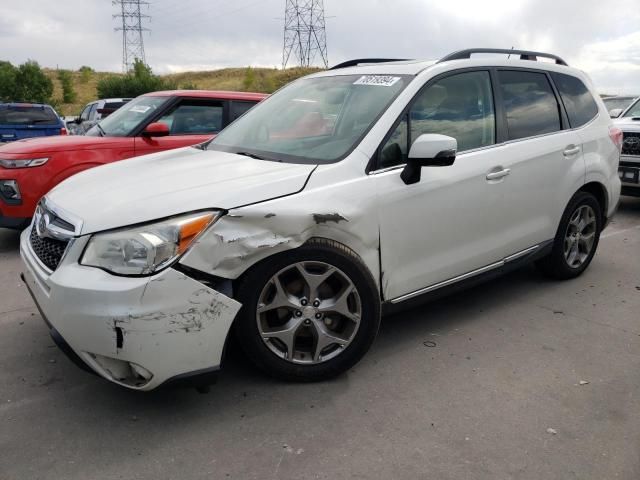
[60, 127, 67, 136]
[609, 126, 623, 151]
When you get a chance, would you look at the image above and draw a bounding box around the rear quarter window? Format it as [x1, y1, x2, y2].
[550, 72, 599, 128]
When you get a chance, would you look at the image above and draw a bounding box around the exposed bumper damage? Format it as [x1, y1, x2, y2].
[20, 228, 240, 391]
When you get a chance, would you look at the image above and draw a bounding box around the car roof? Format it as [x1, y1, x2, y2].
[142, 90, 269, 101]
[310, 57, 585, 78]
[0, 102, 53, 109]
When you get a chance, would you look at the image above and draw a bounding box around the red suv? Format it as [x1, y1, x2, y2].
[0, 90, 267, 228]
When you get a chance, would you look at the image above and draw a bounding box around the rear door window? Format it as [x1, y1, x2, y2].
[156, 100, 224, 135]
[498, 70, 561, 140]
[550, 72, 599, 128]
[0, 105, 59, 125]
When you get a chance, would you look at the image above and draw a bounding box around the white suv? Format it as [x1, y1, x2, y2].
[20, 49, 621, 391]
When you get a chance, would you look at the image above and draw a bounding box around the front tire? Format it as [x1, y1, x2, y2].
[234, 238, 381, 382]
[535, 191, 602, 280]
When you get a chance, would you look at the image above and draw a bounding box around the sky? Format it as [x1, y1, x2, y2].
[1, 0, 639, 93]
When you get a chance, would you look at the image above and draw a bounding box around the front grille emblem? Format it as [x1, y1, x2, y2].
[35, 210, 51, 239]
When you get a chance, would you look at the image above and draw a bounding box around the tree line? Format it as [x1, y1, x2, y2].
[0, 58, 178, 107]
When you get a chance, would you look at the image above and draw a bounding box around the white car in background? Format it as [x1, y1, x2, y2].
[613, 97, 640, 196]
[603, 95, 637, 118]
[68, 98, 132, 134]
[20, 48, 621, 391]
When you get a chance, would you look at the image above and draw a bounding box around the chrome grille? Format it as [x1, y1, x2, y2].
[29, 201, 77, 271]
[29, 227, 69, 270]
[621, 132, 640, 156]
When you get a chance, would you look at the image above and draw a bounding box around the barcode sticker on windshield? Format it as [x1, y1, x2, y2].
[353, 75, 400, 87]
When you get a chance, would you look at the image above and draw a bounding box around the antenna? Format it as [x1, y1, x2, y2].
[282, 0, 328, 69]
[113, 0, 150, 73]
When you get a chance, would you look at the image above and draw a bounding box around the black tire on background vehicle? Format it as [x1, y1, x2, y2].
[535, 191, 603, 280]
[233, 238, 381, 382]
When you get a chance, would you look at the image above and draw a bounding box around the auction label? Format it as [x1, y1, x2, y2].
[353, 75, 401, 87]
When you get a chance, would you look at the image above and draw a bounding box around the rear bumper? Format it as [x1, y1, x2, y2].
[20, 226, 241, 391]
[619, 159, 640, 194]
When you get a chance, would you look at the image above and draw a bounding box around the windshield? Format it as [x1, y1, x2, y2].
[603, 97, 635, 113]
[622, 98, 640, 118]
[0, 105, 59, 126]
[208, 74, 410, 163]
[86, 96, 168, 137]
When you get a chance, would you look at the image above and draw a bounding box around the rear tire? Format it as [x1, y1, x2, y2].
[233, 238, 380, 382]
[535, 191, 602, 280]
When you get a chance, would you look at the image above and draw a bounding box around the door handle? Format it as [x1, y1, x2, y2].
[563, 145, 581, 157]
[486, 168, 511, 181]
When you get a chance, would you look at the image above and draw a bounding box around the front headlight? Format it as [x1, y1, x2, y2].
[81, 211, 220, 275]
[0, 157, 49, 168]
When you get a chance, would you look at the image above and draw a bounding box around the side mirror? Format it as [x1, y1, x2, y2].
[400, 134, 457, 185]
[609, 108, 623, 119]
[142, 122, 170, 137]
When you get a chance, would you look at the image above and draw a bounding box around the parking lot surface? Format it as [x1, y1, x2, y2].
[1, 197, 639, 480]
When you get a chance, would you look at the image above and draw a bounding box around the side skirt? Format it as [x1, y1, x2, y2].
[382, 241, 553, 316]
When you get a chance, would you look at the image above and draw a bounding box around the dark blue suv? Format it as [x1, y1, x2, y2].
[0, 103, 66, 143]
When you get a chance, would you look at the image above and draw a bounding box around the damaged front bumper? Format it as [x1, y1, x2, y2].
[20, 227, 241, 391]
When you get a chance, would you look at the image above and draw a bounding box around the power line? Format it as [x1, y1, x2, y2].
[282, 0, 328, 69]
[113, 0, 151, 72]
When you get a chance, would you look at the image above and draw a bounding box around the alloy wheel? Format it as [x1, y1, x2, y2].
[563, 204, 597, 268]
[256, 261, 362, 364]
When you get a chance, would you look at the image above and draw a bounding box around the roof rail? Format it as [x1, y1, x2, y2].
[330, 58, 409, 70]
[438, 48, 568, 66]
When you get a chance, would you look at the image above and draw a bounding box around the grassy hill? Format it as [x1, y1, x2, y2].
[44, 66, 321, 116]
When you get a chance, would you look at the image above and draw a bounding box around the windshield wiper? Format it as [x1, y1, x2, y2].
[95, 124, 106, 137]
[236, 151, 266, 160]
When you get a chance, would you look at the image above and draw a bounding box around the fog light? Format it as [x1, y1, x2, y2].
[0, 180, 20, 200]
[88, 353, 154, 387]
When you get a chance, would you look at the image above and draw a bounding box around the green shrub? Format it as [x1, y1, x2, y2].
[78, 65, 94, 83]
[242, 67, 256, 91]
[57, 69, 77, 103]
[97, 59, 177, 98]
[0, 61, 17, 101]
[14, 60, 53, 103]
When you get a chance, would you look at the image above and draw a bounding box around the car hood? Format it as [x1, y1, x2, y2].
[613, 117, 640, 130]
[47, 147, 317, 234]
[0, 135, 128, 154]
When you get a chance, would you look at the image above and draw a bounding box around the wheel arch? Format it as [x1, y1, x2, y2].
[577, 181, 608, 222]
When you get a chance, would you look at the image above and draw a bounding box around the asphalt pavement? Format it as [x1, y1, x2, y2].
[1, 197, 639, 480]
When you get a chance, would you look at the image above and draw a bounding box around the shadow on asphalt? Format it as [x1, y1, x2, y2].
[618, 195, 640, 214]
[0, 228, 21, 253]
